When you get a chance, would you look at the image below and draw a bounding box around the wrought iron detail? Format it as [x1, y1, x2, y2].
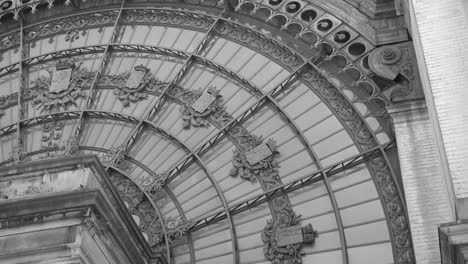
[39, 121, 64, 159]
[263, 197, 316, 264]
[60, 136, 79, 157]
[105, 65, 152, 106]
[230, 137, 279, 185]
[29, 59, 92, 113]
[178, 86, 229, 129]
[165, 217, 193, 245]
[109, 171, 165, 250]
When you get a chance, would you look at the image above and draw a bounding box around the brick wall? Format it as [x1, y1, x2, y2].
[410, 0, 468, 200]
[390, 100, 453, 264]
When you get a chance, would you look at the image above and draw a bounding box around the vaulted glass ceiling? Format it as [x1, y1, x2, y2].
[0, 1, 412, 264]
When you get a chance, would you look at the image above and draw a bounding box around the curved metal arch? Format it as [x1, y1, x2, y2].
[0, 7, 410, 262]
[266, 88, 349, 263]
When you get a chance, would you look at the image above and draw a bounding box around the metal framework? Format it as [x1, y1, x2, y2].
[0, 4, 408, 264]
[72, 0, 127, 144]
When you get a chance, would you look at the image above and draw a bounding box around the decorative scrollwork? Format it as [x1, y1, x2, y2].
[110, 66, 151, 107]
[29, 58, 92, 113]
[40, 121, 65, 159]
[59, 136, 79, 157]
[98, 145, 128, 169]
[230, 137, 279, 185]
[263, 197, 317, 264]
[165, 217, 193, 245]
[109, 171, 164, 249]
[178, 86, 230, 129]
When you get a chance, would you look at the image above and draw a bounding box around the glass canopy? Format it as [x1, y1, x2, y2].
[0, 1, 412, 264]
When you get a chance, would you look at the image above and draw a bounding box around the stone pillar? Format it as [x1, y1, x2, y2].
[388, 99, 454, 264]
[409, 0, 468, 207]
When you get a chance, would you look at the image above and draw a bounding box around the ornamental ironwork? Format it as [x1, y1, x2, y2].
[111, 66, 151, 107]
[39, 121, 65, 159]
[59, 136, 79, 157]
[263, 197, 317, 264]
[165, 217, 193, 245]
[179, 86, 229, 129]
[7, 140, 26, 164]
[29, 59, 92, 113]
[230, 136, 279, 184]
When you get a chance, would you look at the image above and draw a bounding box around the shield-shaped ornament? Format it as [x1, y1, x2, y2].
[125, 66, 147, 89]
[49, 68, 72, 93]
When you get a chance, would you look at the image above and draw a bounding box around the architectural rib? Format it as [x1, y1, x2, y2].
[72, 0, 127, 146]
[267, 91, 349, 264]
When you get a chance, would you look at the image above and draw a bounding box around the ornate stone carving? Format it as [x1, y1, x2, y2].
[179, 86, 229, 129]
[230, 137, 279, 184]
[111, 66, 151, 107]
[369, 43, 423, 102]
[262, 197, 316, 264]
[29, 59, 92, 112]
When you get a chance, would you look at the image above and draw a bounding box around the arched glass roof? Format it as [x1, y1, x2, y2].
[0, 1, 413, 264]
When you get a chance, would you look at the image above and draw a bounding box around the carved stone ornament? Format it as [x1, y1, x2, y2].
[179, 86, 229, 129]
[368, 43, 423, 102]
[112, 65, 151, 107]
[230, 137, 279, 183]
[262, 197, 317, 264]
[29, 59, 92, 112]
